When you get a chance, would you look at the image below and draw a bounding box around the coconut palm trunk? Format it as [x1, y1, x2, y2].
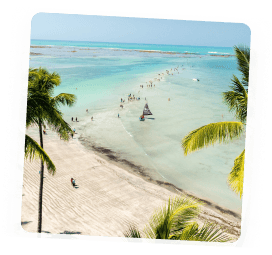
[27, 67, 76, 233]
[37, 120, 44, 233]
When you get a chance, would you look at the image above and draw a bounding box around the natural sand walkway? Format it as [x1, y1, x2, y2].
[22, 127, 241, 239]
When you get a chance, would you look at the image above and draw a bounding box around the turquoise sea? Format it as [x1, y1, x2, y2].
[29, 40, 245, 213]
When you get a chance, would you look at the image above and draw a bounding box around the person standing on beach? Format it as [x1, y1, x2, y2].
[91, 116, 93, 121]
[71, 117, 73, 121]
[76, 117, 77, 122]
[71, 178, 75, 187]
[118, 113, 119, 118]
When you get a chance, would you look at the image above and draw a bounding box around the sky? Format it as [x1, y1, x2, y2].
[31, 13, 251, 47]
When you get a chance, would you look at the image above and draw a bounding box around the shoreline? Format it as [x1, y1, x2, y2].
[78, 134, 241, 221]
[23, 52, 241, 242]
[63, 64, 243, 218]
[22, 127, 241, 238]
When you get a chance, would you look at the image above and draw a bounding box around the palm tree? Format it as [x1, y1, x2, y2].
[181, 45, 249, 198]
[5, 60, 56, 233]
[124, 196, 232, 242]
[236, 48, 270, 248]
[26, 67, 76, 233]
[183, 47, 269, 248]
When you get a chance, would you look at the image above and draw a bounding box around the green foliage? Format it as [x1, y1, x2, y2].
[124, 225, 142, 238]
[223, 76, 248, 123]
[181, 45, 249, 198]
[228, 149, 245, 198]
[143, 196, 202, 239]
[182, 122, 244, 155]
[177, 222, 231, 242]
[233, 45, 250, 87]
[124, 196, 232, 242]
[26, 67, 77, 141]
[25, 135, 56, 174]
[26, 67, 77, 233]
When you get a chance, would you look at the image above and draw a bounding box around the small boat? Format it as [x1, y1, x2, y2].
[192, 78, 199, 81]
[139, 103, 152, 121]
[143, 103, 153, 116]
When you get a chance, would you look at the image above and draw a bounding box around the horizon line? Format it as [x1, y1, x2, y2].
[31, 38, 237, 48]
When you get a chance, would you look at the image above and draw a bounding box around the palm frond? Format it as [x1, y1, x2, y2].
[233, 45, 250, 87]
[177, 222, 232, 242]
[25, 135, 56, 174]
[228, 149, 245, 198]
[26, 91, 52, 127]
[44, 107, 73, 140]
[123, 225, 142, 238]
[30, 67, 61, 95]
[182, 122, 244, 155]
[52, 93, 77, 107]
[223, 75, 248, 123]
[143, 196, 202, 239]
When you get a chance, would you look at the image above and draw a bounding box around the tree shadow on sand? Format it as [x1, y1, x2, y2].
[44, 231, 81, 240]
[59, 231, 82, 235]
[21, 221, 32, 225]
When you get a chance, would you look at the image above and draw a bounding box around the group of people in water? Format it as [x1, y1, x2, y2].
[145, 83, 155, 88]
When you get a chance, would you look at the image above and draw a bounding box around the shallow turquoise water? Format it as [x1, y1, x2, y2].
[29, 41, 245, 213]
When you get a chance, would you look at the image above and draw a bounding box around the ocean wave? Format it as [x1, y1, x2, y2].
[121, 122, 133, 137]
[208, 52, 230, 55]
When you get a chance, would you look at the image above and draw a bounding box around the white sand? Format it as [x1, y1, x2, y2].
[21, 126, 241, 239]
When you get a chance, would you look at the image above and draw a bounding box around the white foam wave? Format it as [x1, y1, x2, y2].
[121, 122, 133, 137]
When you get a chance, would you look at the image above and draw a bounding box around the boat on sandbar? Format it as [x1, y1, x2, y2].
[139, 103, 153, 121]
[139, 116, 145, 121]
[143, 103, 153, 116]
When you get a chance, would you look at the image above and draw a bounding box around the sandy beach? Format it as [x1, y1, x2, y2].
[22, 125, 241, 240]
